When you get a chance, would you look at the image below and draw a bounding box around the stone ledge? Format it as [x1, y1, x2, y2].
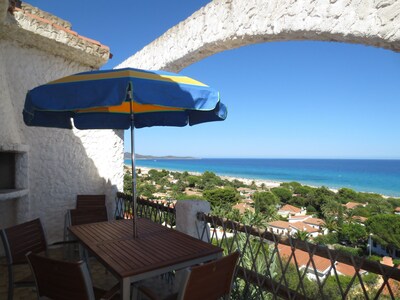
[0, 143, 29, 153]
[0, 3, 110, 69]
[0, 189, 29, 201]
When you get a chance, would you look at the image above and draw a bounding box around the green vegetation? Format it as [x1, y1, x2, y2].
[366, 214, 400, 256]
[122, 167, 399, 298]
[123, 167, 400, 257]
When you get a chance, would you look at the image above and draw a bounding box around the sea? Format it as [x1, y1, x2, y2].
[124, 158, 400, 197]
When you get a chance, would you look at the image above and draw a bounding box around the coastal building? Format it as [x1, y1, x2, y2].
[232, 202, 255, 214]
[278, 244, 367, 281]
[277, 204, 307, 218]
[238, 187, 255, 196]
[288, 215, 310, 223]
[0, 3, 121, 251]
[303, 217, 327, 235]
[268, 221, 291, 236]
[370, 239, 400, 258]
[394, 207, 400, 215]
[289, 222, 320, 238]
[268, 220, 321, 239]
[344, 202, 364, 210]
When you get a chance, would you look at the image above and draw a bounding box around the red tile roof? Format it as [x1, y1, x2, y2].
[288, 215, 310, 220]
[344, 202, 362, 209]
[290, 222, 319, 233]
[268, 221, 290, 229]
[232, 203, 255, 214]
[279, 204, 301, 213]
[352, 216, 368, 223]
[303, 217, 325, 226]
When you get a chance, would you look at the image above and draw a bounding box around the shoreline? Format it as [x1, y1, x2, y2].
[124, 164, 399, 199]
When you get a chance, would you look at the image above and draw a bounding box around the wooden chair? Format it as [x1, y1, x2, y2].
[138, 251, 240, 300]
[64, 203, 108, 243]
[26, 252, 119, 300]
[0, 218, 71, 300]
[76, 195, 106, 210]
[69, 207, 108, 226]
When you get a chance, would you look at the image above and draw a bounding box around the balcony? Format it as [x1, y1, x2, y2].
[1, 193, 399, 299]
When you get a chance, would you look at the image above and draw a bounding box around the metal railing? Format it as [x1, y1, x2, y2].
[114, 193, 400, 299]
[115, 192, 176, 226]
[197, 213, 400, 300]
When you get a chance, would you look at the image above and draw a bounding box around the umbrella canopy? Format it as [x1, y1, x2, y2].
[23, 68, 227, 237]
[23, 68, 227, 129]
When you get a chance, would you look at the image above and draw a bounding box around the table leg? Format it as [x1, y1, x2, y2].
[122, 277, 131, 300]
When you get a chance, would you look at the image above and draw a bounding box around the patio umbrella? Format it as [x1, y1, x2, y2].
[23, 68, 227, 237]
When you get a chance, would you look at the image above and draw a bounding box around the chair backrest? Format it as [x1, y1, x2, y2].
[26, 252, 95, 300]
[69, 207, 108, 226]
[76, 195, 106, 210]
[179, 251, 240, 300]
[0, 218, 47, 265]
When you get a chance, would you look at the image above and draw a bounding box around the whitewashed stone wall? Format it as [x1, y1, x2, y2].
[0, 4, 122, 246]
[118, 0, 400, 72]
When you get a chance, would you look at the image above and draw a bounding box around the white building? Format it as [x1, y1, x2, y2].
[0, 3, 122, 250]
[277, 204, 306, 218]
[278, 244, 367, 281]
[268, 220, 321, 239]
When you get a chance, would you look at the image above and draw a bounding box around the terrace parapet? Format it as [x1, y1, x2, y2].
[0, 2, 110, 69]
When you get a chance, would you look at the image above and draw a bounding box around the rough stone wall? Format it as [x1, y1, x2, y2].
[118, 0, 400, 72]
[0, 4, 122, 245]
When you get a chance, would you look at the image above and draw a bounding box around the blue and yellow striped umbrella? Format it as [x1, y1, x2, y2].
[23, 67, 227, 237]
[23, 68, 227, 129]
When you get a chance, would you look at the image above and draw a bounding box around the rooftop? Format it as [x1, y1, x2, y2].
[279, 204, 302, 213]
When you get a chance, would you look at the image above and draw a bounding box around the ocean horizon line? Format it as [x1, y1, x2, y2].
[155, 157, 400, 161]
[125, 158, 400, 197]
[125, 154, 400, 161]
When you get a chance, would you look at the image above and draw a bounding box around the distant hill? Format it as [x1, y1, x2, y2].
[124, 152, 197, 160]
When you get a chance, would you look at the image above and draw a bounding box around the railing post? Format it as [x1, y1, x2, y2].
[175, 200, 210, 242]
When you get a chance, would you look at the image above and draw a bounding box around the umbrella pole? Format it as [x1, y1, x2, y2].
[129, 86, 138, 238]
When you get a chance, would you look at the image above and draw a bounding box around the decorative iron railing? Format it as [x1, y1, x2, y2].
[115, 192, 176, 226]
[114, 194, 400, 299]
[197, 213, 400, 300]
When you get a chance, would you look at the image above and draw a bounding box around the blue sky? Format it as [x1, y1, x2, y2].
[28, 1, 400, 159]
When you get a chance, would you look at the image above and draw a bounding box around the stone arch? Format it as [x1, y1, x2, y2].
[117, 0, 400, 72]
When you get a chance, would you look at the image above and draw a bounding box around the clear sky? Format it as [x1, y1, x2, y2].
[28, 1, 400, 159]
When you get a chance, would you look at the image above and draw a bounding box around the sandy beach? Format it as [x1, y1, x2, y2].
[123, 164, 400, 198]
[129, 165, 283, 189]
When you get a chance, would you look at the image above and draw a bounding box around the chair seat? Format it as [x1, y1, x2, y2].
[137, 251, 240, 300]
[138, 277, 178, 300]
[93, 285, 120, 300]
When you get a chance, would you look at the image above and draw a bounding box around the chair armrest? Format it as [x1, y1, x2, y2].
[48, 240, 78, 247]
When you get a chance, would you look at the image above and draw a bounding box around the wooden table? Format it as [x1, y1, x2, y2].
[69, 218, 223, 300]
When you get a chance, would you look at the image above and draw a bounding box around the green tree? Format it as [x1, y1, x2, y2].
[340, 223, 367, 247]
[203, 188, 239, 208]
[337, 187, 358, 203]
[186, 175, 199, 188]
[366, 214, 400, 257]
[123, 171, 133, 195]
[293, 230, 310, 242]
[271, 187, 292, 203]
[137, 182, 156, 198]
[321, 198, 344, 220]
[253, 191, 279, 213]
[367, 198, 392, 216]
[199, 171, 224, 190]
[313, 232, 338, 245]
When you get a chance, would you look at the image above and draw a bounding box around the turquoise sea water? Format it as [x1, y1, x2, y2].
[124, 158, 400, 197]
